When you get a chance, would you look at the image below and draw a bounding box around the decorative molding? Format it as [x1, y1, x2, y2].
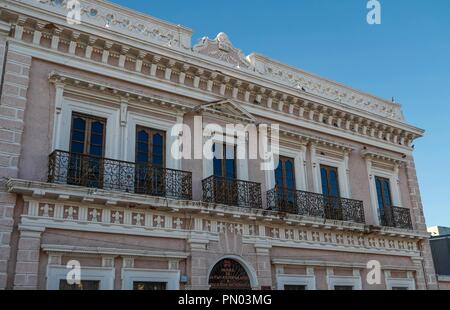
[248, 53, 405, 122]
[12, 0, 192, 50]
[41, 244, 189, 259]
[193, 32, 251, 69]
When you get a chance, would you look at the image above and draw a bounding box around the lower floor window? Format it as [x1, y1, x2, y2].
[334, 285, 353, 290]
[284, 285, 306, 290]
[59, 280, 100, 290]
[391, 287, 408, 290]
[133, 281, 167, 290]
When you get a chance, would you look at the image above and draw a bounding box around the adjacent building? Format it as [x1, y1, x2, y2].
[0, 0, 438, 290]
[429, 227, 450, 290]
[428, 226, 450, 237]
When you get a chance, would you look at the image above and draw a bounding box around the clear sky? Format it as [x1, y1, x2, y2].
[110, 0, 450, 227]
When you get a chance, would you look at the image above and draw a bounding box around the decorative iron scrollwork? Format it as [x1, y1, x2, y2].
[267, 186, 365, 224]
[48, 150, 192, 200]
[202, 176, 262, 209]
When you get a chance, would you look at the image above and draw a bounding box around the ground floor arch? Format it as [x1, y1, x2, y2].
[207, 256, 258, 290]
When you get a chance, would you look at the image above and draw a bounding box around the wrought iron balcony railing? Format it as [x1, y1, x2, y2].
[266, 186, 366, 224]
[379, 206, 413, 230]
[202, 176, 262, 209]
[48, 150, 192, 200]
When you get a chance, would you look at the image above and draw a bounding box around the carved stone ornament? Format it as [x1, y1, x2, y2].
[18, 0, 192, 49]
[193, 32, 251, 69]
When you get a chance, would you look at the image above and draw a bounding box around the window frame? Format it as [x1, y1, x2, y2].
[135, 125, 166, 167]
[70, 112, 107, 157]
[320, 164, 341, 198]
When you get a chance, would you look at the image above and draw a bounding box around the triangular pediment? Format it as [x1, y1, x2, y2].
[193, 99, 257, 124]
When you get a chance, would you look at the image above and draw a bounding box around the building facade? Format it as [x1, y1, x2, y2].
[429, 229, 450, 290]
[0, 0, 438, 290]
[428, 226, 450, 237]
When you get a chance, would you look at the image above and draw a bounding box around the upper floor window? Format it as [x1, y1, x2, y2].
[70, 113, 106, 157]
[68, 113, 106, 188]
[213, 143, 236, 179]
[275, 156, 296, 209]
[375, 176, 393, 225]
[275, 156, 296, 190]
[320, 165, 340, 197]
[135, 126, 165, 167]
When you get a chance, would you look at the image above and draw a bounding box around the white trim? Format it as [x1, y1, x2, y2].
[327, 269, 362, 290]
[126, 112, 180, 170]
[121, 268, 180, 290]
[56, 97, 120, 159]
[277, 273, 316, 290]
[266, 145, 307, 191]
[385, 277, 416, 290]
[47, 265, 115, 290]
[202, 132, 249, 181]
[312, 148, 350, 198]
[207, 255, 259, 289]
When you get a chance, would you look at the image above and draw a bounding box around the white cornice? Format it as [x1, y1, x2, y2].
[1, 0, 424, 129]
[41, 243, 189, 259]
[271, 259, 419, 270]
[8, 39, 418, 154]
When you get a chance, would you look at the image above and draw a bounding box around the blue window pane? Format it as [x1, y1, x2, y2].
[275, 160, 283, 187]
[91, 133, 103, 145]
[137, 153, 148, 163]
[72, 130, 85, 142]
[90, 145, 102, 156]
[376, 179, 384, 213]
[138, 130, 149, 142]
[153, 134, 163, 146]
[71, 142, 84, 154]
[225, 159, 235, 179]
[285, 160, 295, 190]
[329, 170, 339, 197]
[321, 167, 329, 195]
[383, 180, 392, 207]
[213, 157, 222, 177]
[73, 118, 86, 131]
[91, 121, 104, 134]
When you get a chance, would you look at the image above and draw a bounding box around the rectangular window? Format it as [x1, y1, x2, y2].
[213, 143, 236, 179]
[275, 156, 296, 211]
[284, 284, 306, 290]
[392, 287, 408, 290]
[320, 165, 342, 220]
[133, 281, 167, 290]
[135, 126, 166, 195]
[334, 285, 353, 290]
[59, 279, 100, 290]
[68, 113, 106, 188]
[375, 176, 393, 226]
[320, 165, 340, 197]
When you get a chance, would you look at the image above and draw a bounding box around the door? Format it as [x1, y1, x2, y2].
[275, 156, 296, 212]
[69, 113, 106, 188]
[135, 126, 166, 196]
[320, 165, 342, 220]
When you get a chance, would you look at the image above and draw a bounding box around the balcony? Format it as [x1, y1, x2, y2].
[48, 150, 192, 200]
[202, 176, 262, 209]
[380, 206, 413, 230]
[266, 186, 366, 224]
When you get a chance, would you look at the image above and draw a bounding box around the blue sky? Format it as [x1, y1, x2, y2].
[110, 0, 450, 227]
